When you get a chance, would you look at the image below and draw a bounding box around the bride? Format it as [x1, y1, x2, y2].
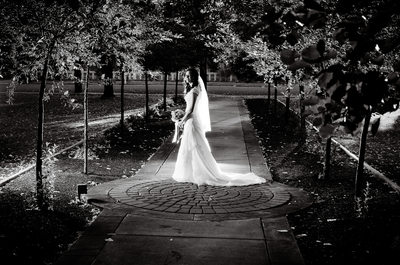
[171, 68, 266, 186]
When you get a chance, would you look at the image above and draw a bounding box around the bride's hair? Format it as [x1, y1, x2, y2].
[184, 68, 199, 93]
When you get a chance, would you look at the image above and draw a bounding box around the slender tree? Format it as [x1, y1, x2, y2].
[0, 0, 105, 209]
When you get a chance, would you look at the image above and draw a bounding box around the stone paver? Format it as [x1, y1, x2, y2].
[107, 179, 291, 218]
[93, 235, 268, 265]
[55, 98, 312, 265]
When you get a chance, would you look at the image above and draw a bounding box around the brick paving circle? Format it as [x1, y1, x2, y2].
[108, 180, 290, 215]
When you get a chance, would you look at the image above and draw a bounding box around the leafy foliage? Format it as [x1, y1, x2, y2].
[289, 0, 400, 136]
[0, 189, 97, 265]
[97, 97, 181, 157]
[210, 0, 400, 137]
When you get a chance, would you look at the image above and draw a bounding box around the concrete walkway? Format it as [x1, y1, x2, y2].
[55, 98, 312, 265]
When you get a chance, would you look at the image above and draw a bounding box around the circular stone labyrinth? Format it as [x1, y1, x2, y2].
[108, 180, 291, 218]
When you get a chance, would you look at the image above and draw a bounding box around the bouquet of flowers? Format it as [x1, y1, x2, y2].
[171, 109, 185, 143]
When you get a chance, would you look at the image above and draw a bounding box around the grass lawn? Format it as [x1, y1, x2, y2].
[288, 97, 400, 186]
[0, 93, 162, 178]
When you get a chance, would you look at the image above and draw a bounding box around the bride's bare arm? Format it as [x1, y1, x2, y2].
[180, 92, 197, 125]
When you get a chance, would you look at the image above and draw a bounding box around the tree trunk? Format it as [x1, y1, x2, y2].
[285, 95, 290, 122]
[285, 77, 290, 122]
[163, 72, 167, 112]
[120, 65, 125, 129]
[299, 84, 305, 131]
[274, 86, 277, 115]
[83, 65, 89, 174]
[355, 107, 372, 197]
[102, 59, 114, 99]
[175, 70, 179, 103]
[264, 82, 271, 118]
[145, 71, 149, 120]
[74, 67, 83, 93]
[200, 50, 207, 90]
[323, 136, 332, 179]
[273, 76, 278, 115]
[36, 42, 55, 210]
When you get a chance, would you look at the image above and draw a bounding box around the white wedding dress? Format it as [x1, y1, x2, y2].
[171, 78, 266, 186]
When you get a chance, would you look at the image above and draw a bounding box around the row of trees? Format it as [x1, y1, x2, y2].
[0, 0, 224, 209]
[1, 0, 278, 210]
[206, 0, 400, 198]
[1, 0, 399, 207]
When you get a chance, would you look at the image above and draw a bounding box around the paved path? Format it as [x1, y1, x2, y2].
[56, 98, 312, 265]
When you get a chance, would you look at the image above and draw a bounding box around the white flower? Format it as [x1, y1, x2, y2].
[171, 109, 184, 122]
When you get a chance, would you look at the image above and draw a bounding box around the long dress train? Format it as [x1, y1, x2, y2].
[171, 86, 266, 186]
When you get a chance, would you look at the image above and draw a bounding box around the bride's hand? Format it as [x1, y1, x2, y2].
[178, 120, 185, 128]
